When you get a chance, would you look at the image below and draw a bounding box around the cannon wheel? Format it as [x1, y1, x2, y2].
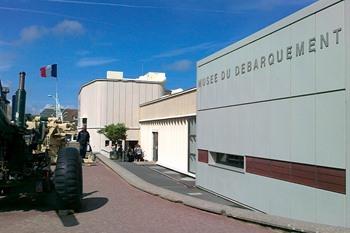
[54, 147, 82, 211]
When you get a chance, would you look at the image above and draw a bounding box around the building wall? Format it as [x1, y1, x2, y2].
[196, 0, 349, 227]
[140, 89, 196, 120]
[345, 0, 350, 225]
[79, 79, 165, 154]
[140, 119, 193, 176]
[140, 89, 196, 176]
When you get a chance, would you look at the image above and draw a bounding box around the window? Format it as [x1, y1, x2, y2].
[82, 117, 87, 125]
[216, 153, 244, 169]
[210, 152, 245, 172]
[105, 140, 110, 147]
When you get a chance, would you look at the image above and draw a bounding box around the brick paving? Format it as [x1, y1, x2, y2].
[0, 161, 281, 233]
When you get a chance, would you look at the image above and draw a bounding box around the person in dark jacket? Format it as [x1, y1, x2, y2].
[77, 124, 90, 159]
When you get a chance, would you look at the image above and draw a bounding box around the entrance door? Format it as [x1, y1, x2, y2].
[152, 132, 158, 162]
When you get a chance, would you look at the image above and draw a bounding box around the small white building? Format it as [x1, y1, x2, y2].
[79, 71, 166, 156]
[139, 88, 196, 176]
[196, 0, 349, 227]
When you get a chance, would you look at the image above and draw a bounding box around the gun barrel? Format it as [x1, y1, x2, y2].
[19, 72, 25, 90]
[15, 72, 26, 128]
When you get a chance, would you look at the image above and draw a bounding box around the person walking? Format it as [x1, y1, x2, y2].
[134, 144, 143, 162]
[127, 147, 134, 162]
[77, 124, 90, 160]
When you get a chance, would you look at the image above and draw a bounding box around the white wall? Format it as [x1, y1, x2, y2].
[140, 118, 194, 177]
[196, 0, 349, 227]
[79, 78, 165, 155]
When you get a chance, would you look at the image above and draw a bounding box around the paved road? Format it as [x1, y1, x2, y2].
[117, 162, 245, 207]
[0, 162, 282, 233]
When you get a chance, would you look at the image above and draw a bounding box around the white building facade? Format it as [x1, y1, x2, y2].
[139, 88, 196, 176]
[79, 71, 166, 156]
[196, 0, 350, 227]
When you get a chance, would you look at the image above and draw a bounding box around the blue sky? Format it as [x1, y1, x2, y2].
[0, 0, 316, 114]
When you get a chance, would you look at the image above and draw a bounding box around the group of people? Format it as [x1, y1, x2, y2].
[125, 144, 144, 162]
[77, 125, 144, 162]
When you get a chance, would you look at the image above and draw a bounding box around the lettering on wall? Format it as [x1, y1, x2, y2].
[198, 27, 342, 88]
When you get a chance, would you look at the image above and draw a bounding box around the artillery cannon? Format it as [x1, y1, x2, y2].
[27, 116, 78, 164]
[0, 72, 82, 210]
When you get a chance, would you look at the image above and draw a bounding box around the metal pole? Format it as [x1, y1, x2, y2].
[55, 78, 58, 119]
[55, 77, 63, 120]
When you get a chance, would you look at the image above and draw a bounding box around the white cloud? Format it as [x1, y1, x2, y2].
[0, 64, 13, 71]
[153, 42, 219, 59]
[52, 19, 84, 36]
[165, 59, 193, 72]
[18, 25, 48, 44]
[3, 20, 85, 45]
[76, 57, 118, 67]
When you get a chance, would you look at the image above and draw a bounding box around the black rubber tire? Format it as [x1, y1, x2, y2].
[54, 147, 82, 211]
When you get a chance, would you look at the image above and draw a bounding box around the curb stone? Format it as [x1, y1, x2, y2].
[97, 154, 349, 233]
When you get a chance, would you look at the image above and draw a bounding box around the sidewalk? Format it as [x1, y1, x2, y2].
[97, 154, 349, 233]
[117, 161, 247, 208]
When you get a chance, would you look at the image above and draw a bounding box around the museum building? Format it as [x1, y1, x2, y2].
[196, 0, 350, 227]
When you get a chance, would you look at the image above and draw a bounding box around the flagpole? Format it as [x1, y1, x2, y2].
[55, 77, 58, 119]
[42, 64, 62, 120]
[55, 76, 63, 121]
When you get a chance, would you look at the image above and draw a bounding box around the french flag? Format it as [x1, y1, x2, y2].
[40, 64, 57, 78]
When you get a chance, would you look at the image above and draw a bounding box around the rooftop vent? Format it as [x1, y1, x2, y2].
[107, 71, 123, 80]
[171, 88, 183, 94]
[138, 72, 166, 82]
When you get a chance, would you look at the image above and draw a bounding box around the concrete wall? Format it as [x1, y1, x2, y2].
[79, 78, 165, 155]
[140, 89, 196, 176]
[196, 0, 349, 227]
[140, 89, 196, 120]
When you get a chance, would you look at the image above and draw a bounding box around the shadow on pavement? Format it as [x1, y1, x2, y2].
[79, 197, 108, 213]
[57, 197, 108, 227]
[57, 213, 80, 227]
[83, 190, 98, 198]
[0, 191, 108, 227]
[0, 192, 58, 212]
